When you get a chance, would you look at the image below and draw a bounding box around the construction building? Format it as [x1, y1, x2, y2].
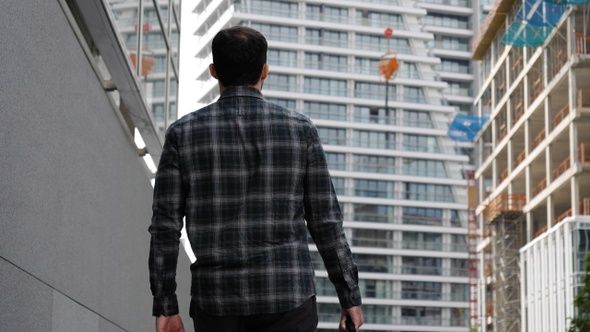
[190, 0, 485, 330]
[471, 0, 590, 330]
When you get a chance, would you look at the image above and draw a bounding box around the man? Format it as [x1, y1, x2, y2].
[149, 26, 364, 332]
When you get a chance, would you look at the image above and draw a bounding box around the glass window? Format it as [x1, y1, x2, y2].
[358, 279, 394, 299]
[402, 256, 442, 276]
[303, 101, 346, 120]
[352, 253, 390, 273]
[267, 98, 296, 109]
[445, 81, 472, 97]
[152, 103, 164, 122]
[423, 13, 469, 29]
[351, 204, 394, 223]
[402, 231, 443, 251]
[268, 48, 297, 67]
[305, 28, 348, 48]
[437, 59, 471, 73]
[404, 182, 454, 202]
[325, 152, 346, 170]
[265, 73, 296, 92]
[352, 154, 396, 174]
[303, 77, 347, 96]
[353, 106, 396, 125]
[401, 281, 442, 300]
[352, 229, 394, 248]
[306, 4, 349, 23]
[251, 23, 298, 42]
[401, 306, 442, 326]
[331, 177, 345, 196]
[403, 134, 439, 153]
[352, 130, 396, 149]
[354, 81, 395, 100]
[353, 179, 393, 198]
[399, 62, 419, 79]
[304, 52, 348, 72]
[354, 57, 380, 75]
[242, 0, 298, 18]
[403, 86, 425, 103]
[403, 110, 432, 128]
[402, 206, 443, 226]
[451, 234, 467, 252]
[317, 127, 346, 145]
[356, 34, 410, 54]
[451, 258, 468, 276]
[355, 10, 403, 29]
[402, 158, 446, 177]
[450, 209, 463, 227]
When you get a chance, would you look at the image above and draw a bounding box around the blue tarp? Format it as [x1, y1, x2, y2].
[448, 114, 489, 142]
[502, 23, 553, 47]
[518, 0, 566, 26]
[502, 0, 566, 47]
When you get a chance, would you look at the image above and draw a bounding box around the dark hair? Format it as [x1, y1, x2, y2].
[211, 26, 268, 87]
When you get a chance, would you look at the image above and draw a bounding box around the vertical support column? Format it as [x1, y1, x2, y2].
[547, 194, 554, 230]
[136, 0, 144, 77]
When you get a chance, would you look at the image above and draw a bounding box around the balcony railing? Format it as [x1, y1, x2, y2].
[553, 198, 590, 225]
[552, 155, 571, 180]
[498, 123, 507, 141]
[485, 194, 526, 221]
[579, 90, 590, 108]
[533, 144, 590, 198]
[513, 101, 525, 123]
[575, 32, 590, 55]
[531, 178, 547, 198]
[552, 102, 570, 129]
[499, 167, 509, 183]
[532, 128, 546, 150]
[513, 150, 526, 168]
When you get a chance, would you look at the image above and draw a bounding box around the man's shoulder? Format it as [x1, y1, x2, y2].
[264, 101, 313, 126]
[167, 105, 214, 131]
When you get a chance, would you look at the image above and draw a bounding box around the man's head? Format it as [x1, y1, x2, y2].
[210, 26, 268, 87]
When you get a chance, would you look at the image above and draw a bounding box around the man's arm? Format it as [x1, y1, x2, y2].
[149, 128, 186, 317]
[303, 125, 363, 312]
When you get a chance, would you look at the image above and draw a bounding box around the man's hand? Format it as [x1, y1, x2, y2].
[339, 306, 364, 332]
[156, 314, 185, 332]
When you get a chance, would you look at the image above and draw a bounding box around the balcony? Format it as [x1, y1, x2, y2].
[532, 144, 590, 198]
[552, 102, 570, 129]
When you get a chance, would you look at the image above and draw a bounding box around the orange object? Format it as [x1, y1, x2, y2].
[130, 52, 156, 76]
[378, 57, 399, 80]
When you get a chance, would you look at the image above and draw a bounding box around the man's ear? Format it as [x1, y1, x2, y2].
[209, 64, 218, 79]
[260, 64, 269, 81]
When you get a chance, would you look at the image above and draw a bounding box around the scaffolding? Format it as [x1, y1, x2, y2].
[485, 194, 526, 332]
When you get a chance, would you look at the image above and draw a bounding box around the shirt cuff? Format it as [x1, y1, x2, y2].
[152, 294, 179, 317]
[338, 287, 362, 309]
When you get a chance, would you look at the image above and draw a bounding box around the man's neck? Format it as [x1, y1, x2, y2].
[218, 82, 262, 95]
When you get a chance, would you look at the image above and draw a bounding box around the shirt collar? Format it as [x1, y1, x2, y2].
[218, 86, 264, 101]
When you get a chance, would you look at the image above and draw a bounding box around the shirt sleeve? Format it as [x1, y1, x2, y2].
[304, 124, 362, 309]
[148, 128, 186, 316]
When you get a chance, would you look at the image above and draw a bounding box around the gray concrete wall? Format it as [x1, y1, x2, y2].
[0, 1, 192, 331]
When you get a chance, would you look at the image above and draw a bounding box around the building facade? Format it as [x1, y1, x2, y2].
[471, 0, 590, 330]
[191, 0, 482, 331]
[0, 0, 195, 330]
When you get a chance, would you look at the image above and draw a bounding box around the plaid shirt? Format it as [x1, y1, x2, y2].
[149, 86, 360, 317]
